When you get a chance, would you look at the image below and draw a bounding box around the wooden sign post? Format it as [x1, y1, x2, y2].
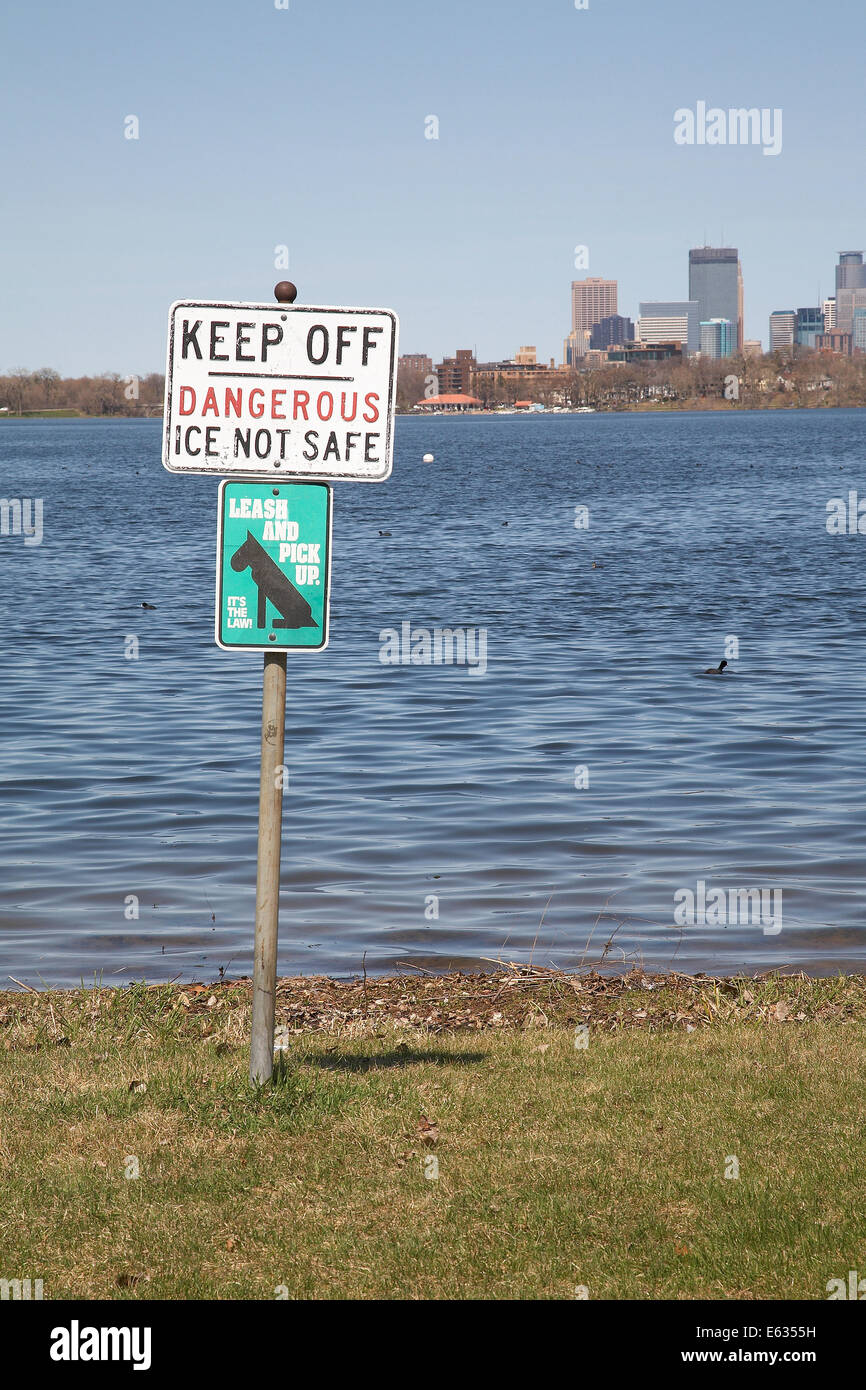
[249, 647, 287, 1084]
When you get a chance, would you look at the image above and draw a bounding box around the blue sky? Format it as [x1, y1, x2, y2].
[2, 0, 864, 374]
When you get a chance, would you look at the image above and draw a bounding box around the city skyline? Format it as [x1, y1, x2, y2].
[404, 245, 862, 370]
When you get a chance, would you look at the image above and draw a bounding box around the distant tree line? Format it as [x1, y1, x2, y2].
[5, 351, 866, 419]
[397, 350, 866, 413]
[0, 369, 165, 417]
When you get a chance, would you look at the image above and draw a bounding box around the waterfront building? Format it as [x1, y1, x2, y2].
[700, 318, 734, 359]
[769, 310, 796, 351]
[689, 248, 741, 353]
[473, 358, 563, 394]
[434, 349, 476, 395]
[398, 354, 433, 375]
[414, 392, 480, 412]
[474, 357, 557, 380]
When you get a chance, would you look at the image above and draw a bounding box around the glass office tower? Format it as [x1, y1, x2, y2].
[796, 307, 825, 349]
[689, 248, 740, 355]
[700, 318, 734, 358]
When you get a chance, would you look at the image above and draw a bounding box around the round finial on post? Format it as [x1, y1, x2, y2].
[274, 281, 298, 304]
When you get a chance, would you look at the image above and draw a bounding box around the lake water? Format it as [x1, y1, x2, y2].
[1, 410, 864, 986]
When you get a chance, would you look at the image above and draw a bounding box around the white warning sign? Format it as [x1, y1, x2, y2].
[162, 300, 398, 481]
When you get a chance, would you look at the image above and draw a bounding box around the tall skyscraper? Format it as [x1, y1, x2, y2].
[836, 288, 866, 335]
[823, 298, 837, 329]
[834, 254, 866, 333]
[769, 310, 796, 352]
[689, 248, 741, 354]
[638, 300, 700, 354]
[700, 318, 734, 359]
[570, 278, 618, 358]
[835, 252, 866, 296]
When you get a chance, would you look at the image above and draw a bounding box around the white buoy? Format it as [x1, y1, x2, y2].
[422, 453, 434, 463]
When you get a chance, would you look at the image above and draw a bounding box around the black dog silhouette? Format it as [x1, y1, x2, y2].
[230, 531, 318, 630]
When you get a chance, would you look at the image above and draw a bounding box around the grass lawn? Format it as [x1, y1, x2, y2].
[1, 971, 864, 1300]
[0, 410, 82, 419]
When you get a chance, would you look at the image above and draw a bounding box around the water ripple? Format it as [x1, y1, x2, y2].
[0, 411, 865, 984]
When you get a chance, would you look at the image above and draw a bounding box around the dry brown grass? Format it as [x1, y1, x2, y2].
[0, 972, 864, 1300]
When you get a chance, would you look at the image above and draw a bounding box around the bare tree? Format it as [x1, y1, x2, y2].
[33, 367, 61, 408]
[5, 368, 34, 416]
